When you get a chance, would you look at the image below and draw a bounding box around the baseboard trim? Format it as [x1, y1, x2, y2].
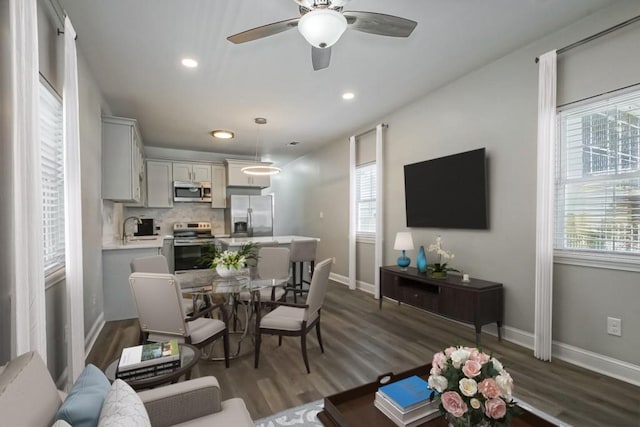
[332, 275, 640, 386]
[84, 312, 105, 357]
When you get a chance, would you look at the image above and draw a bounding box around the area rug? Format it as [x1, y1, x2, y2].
[254, 400, 324, 427]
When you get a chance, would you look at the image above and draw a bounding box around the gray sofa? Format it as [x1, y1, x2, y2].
[0, 351, 253, 426]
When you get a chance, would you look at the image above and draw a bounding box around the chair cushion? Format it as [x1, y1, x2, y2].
[238, 287, 285, 302]
[259, 306, 317, 331]
[172, 398, 253, 427]
[98, 379, 151, 427]
[55, 364, 111, 427]
[186, 318, 226, 345]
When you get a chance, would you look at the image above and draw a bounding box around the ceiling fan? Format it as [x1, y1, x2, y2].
[227, 0, 417, 71]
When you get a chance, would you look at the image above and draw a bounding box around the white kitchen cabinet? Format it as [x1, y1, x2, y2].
[173, 162, 211, 183]
[211, 164, 226, 208]
[102, 116, 144, 203]
[146, 160, 173, 208]
[225, 160, 272, 188]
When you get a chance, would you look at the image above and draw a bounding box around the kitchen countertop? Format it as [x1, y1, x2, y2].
[215, 235, 320, 247]
[102, 235, 172, 250]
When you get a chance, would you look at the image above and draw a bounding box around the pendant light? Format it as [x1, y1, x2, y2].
[242, 117, 281, 176]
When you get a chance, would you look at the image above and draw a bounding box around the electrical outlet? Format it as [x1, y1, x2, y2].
[319, 211, 324, 219]
[332, 257, 336, 264]
[607, 317, 622, 336]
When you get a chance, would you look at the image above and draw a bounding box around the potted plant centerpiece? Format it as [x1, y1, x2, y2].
[208, 242, 258, 277]
[427, 236, 458, 278]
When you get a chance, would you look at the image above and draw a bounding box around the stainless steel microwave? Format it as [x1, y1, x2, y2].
[173, 181, 212, 202]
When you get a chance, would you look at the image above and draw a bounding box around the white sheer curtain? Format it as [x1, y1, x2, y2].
[10, 0, 47, 360]
[534, 50, 557, 361]
[64, 16, 85, 385]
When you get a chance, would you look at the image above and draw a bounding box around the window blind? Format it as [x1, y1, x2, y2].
[356, 163, 376, 236]
[40, 81, 65, 274]
[556, 90, 640, 254]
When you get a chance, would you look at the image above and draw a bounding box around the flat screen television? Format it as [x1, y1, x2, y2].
[404, 148, 488, 229]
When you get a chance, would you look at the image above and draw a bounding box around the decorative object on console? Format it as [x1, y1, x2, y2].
[427, 236, 458, 278]
[416, 245, 428, 273]
[393, 232, 414, 271]
[427, 346, 520, 427]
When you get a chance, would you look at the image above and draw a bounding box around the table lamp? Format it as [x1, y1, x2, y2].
[394, 232, 414, 270]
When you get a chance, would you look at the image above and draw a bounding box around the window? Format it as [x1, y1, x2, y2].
[40, 80, 65, 275]
[356, 162, 376, 239]
[556, 90, 640, 257]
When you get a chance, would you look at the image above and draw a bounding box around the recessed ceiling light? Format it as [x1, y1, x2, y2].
[342, 92, 355, 100]
[211, 130, 234, 139]
[181, 58, 198, 68]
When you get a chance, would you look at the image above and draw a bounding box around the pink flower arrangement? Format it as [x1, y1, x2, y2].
[427, 346, 520, 426]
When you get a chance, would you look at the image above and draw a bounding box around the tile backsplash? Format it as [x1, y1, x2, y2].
[124, 203, 226, 236]
[102, 200, 228, 244]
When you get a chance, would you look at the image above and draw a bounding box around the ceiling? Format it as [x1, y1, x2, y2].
[60, 0, 618, 166]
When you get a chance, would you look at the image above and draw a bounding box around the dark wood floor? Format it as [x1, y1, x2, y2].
[87, 281, 640, 426]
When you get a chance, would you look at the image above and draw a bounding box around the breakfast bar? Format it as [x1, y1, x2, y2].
[215, 235, 320, 250]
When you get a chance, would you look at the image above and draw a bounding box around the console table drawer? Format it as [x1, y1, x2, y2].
[400, 285, 439, 311]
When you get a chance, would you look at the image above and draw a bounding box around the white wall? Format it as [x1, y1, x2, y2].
[271, 0, 640, 373]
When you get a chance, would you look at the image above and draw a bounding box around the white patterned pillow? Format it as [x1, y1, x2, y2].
[97, 379, 151, 427]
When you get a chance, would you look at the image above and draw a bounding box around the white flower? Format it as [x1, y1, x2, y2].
[495, 373, 513, 400]
[459, 378, 478, 397]
[427, 236, 454, 262]
[491, 357, 504, 374]
[470, 398, 481, 409]
[428, 374, 448, 393]
[450, 348, 471, 368]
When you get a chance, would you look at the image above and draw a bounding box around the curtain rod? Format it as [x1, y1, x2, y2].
[535, 13, 640, 63]
[353, 123, 388, 139]
[50, 0, 78, 40]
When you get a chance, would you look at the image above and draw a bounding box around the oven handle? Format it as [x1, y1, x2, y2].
[174, 241, 215, 247]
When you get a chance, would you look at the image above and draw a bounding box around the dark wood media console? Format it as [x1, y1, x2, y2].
[379, 266, 503, 345]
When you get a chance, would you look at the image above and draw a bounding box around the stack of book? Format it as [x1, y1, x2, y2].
[374, 375, 440, 427]
[116, 340, 180, 381]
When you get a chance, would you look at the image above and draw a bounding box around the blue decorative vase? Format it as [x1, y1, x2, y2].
[397, 250, 411, 270]
[417, 245, 428, 273]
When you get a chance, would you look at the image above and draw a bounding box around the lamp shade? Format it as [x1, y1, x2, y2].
[393, 232, 414, 251]
[298, 9, 348, 49]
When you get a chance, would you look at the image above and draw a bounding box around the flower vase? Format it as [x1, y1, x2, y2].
[216, 265, 238, 278]
[416, 245, 428, 273]
[431, 270, 447, 279]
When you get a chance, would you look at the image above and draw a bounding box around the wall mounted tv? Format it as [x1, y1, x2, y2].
[404, 148, 488, 229]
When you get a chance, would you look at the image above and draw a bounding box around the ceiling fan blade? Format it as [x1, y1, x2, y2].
[344, 11, 417, 37]
[227, 17, 300, 44]
[312, 47, 331, 71]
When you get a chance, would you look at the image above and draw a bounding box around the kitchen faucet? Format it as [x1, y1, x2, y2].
[122, 216, 142, 243]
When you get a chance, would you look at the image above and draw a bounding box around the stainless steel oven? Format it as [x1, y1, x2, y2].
[173, 222, 217, 272]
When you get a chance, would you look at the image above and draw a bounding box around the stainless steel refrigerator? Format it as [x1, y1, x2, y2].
[229, 195, 273, 237]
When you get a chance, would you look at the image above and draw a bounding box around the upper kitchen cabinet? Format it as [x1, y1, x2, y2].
[146, 160, 173, 208]
[225, 159, 271, 188]
[211, 164, 226, 208]
[173, 162, 211, 183]
[102, 116, 144, 203]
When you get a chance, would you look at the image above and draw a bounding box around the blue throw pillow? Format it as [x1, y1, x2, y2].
[55, 364, 111, 427]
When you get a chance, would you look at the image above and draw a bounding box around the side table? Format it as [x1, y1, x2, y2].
[104, 343, 200, 390]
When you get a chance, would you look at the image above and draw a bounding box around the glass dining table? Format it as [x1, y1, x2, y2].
[174, 268, 287, 359]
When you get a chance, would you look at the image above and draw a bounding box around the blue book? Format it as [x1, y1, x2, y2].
[378, 375, 436, 411]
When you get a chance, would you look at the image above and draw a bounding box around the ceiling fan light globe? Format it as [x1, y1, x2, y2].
[298, 9, 347, 48]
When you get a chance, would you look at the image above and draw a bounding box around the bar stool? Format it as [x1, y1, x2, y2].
[287, 239, 317, 303]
